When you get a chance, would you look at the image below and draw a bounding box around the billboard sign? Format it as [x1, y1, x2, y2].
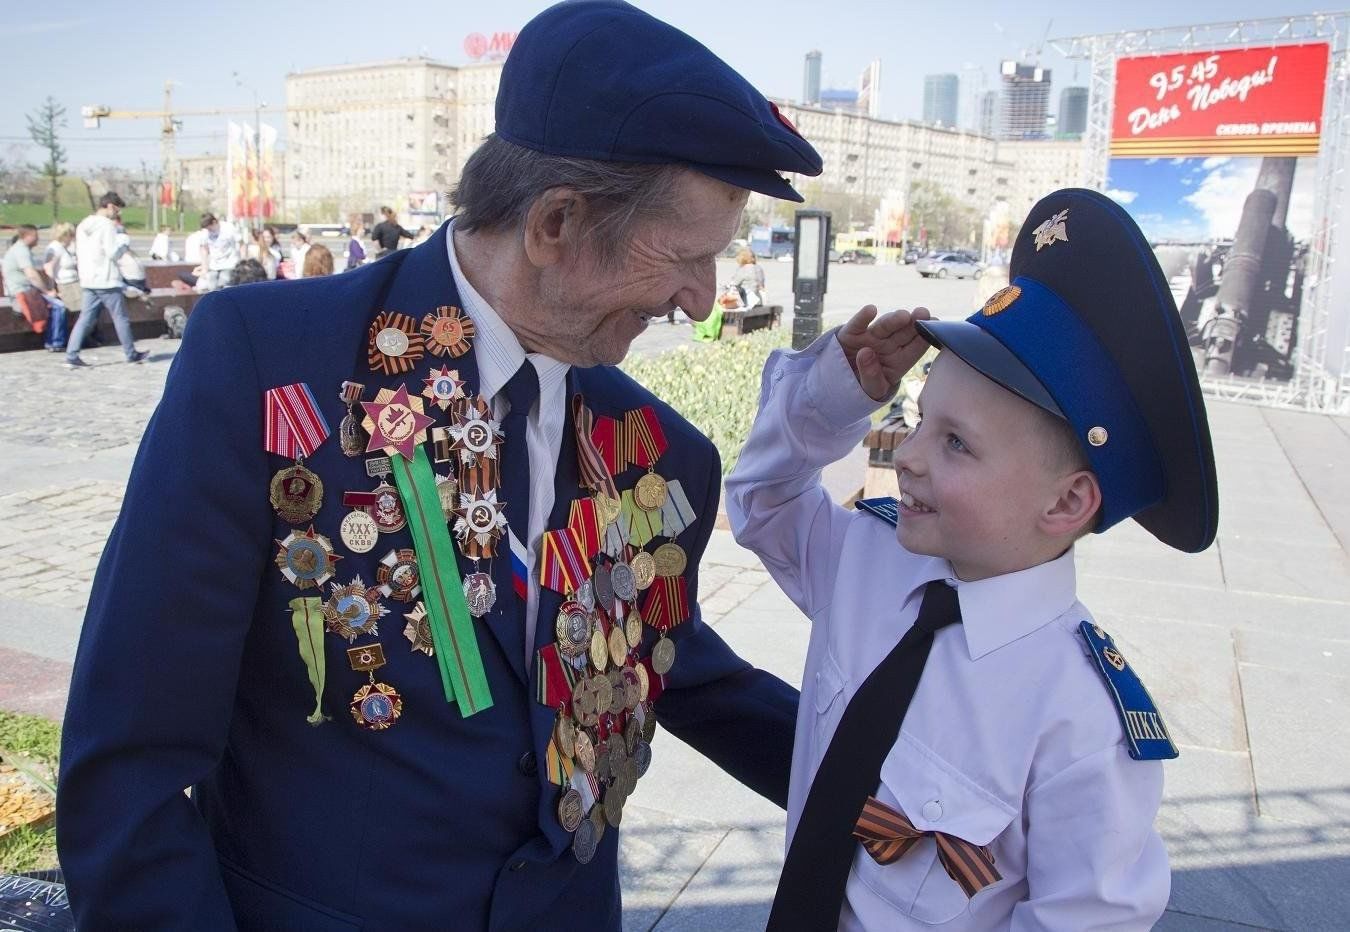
[1111, 43, 1329, 157]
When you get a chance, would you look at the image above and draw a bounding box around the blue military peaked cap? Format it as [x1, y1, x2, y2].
[916, 188, 1219, 553]
[496, 0, 822, 201]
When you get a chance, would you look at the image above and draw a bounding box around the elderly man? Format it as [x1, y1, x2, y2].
[57, 2, 822, 929]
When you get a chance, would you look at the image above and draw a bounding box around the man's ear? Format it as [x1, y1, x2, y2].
[1040, 470, 1102, 540]
[522, 188, 587, 269]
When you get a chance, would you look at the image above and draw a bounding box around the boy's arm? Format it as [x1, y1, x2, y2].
[1011, 747, 1169, 930]
[725, 331, 884, 618]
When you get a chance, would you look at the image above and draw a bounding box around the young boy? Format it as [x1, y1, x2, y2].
[727, 188, 1218, 930]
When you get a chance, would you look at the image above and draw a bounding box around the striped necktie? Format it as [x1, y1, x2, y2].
[768, 579, 962, 931]
[500, 360, 539, 623]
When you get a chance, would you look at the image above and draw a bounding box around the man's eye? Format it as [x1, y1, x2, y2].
[946, 433, 967, 453]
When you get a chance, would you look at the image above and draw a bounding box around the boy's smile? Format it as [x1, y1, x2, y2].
[892, 351, 1081, 582]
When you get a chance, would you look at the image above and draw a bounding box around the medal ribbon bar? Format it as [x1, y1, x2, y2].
[264, 383, 330, 459]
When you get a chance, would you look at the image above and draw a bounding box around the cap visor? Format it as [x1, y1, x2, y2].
[916, 319, 1065, 419]
[690, 163, 804, 202]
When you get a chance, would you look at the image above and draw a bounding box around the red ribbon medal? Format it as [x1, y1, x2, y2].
[263, 383, 330, 459]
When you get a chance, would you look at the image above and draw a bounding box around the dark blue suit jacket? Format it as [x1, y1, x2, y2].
[57, 224, 798, 930]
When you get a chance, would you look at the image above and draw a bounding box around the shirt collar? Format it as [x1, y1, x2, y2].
[445, 219, 570, 406]
[944, 547, 1079, 661]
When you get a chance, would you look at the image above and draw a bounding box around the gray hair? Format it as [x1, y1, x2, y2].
[450, 134, 685, 267]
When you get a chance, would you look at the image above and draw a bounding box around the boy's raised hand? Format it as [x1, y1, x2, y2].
[837, 304, 932, 401]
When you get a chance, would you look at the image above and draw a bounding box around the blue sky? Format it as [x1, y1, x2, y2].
[1, 0, 1334, 170]
[1107, 156, 1317, 242]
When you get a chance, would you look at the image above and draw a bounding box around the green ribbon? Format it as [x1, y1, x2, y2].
[391, 447, 494, 716]
[288, 597, 330, 726]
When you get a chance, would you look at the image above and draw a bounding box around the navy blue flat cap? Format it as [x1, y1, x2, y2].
[496, 0, 822, 201]
[917, 189, 1219, 553]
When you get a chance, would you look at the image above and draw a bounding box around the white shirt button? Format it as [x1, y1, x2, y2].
[922, 800, 943, 822]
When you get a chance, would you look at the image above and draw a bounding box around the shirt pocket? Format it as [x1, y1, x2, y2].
[852, 734, 1017, 925]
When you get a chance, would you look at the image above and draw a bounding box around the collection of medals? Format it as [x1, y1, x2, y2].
[264, 302, 698, 863]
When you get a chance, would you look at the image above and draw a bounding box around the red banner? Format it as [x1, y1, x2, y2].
[1111, 44, 1329, 157]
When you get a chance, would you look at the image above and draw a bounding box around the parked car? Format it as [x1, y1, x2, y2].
[836, 249, 877, 265]
[915, 251, 983, 279]
[902, 248, 922, 264]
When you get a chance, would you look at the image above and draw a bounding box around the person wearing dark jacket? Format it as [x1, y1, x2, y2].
[371, 206, 416, 257]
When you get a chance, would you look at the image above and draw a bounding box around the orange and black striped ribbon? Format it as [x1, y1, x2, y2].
[367, 311, 425, 375]
[624, 405, 668, 469]
[573, 396, 620, 499]
[853, 796, 1001, 898]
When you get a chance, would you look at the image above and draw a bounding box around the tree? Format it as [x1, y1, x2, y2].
[906, 180, 979, 251]
[27, 97, 67, 224]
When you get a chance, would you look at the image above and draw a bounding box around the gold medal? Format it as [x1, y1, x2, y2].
[347, 643, 402, 730]
[593, 494, 622, 528]
[630, 551, 656, 591]
[652, 542, 687, 578]
[608, 625, 628, 668]
[603, 784, 625, 827]
[589, 628, 609, 672]
[634, 471, 668, 511]
[625, 609, 643, 649]
[605, 670, 625, 715]
[555, 601, 592, 659]
[269, 463, 324, 524]
[590, 800, 607, 843]
[592, 674, 614, 715]
[555, 713, 577, 759]
[624, 716, 641, 753]
[652, 635, 676, 675]
[557, 788, 584, 833]
[622, 667, 641, 711]
[635, 662, 650, 703]
[322, 575, 389, 642]
[574, 729, 596, 773]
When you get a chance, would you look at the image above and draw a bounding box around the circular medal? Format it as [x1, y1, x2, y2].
[593, 494, 622, 528]
[635, 663, 650, 703]
[589, 629, 609, 672]
[555, 601, 592, 658]
[633, 739, 652, 778]
[275, 528, 342, 590]
[592, 565, 615, 612]
[350, 682, 402, 730]
[375, 326, 410, 357]
[572, 813, 599, 864]
[630, 551, 656, 591]
[421, 305, 476, 358]
[592, 674, 614, 715]
[625, 609, 643, 649]
[608, 737, 628, 775]
[610, 562, 638, 602]
[572, 678, 598, 719]
[640, 705, 658, 743]
[622, 758, 639, 795]
[339, 510, 379, 554]
[377, 548, 420, 602]
[634, 472, 668, 511]
[370, 482, 406, 533]
[595, 740, 613, 782]
[652, 542, 688, 578]
[622, 668, 641, 711]
[269, 464, 324, 524]
[603, 785, 625, 828]
[463, 571, 497, 618]
[323, 576, 389, 642]
[590, 801, 607, 843]
[624, 717, 641, 753]
[607, 625, 628, 668]
[652, 635, 676, 675]
[574, 729, 596, 773]
[606, 670, 626, 715]
[555, 714, 577, 759]
[577, 579, 596, 614]
[557, 788, 584, 833]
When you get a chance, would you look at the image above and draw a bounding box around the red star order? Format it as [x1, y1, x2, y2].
[361, 385, 436, 460]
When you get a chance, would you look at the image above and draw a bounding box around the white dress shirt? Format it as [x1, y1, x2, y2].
[446, 223, 571, 668]
[726, 333, 1169, 931]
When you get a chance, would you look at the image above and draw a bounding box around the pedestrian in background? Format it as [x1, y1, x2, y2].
[66, 192, 148, 368]
[228, 258, 268, 286]
[44, 223, 82, 328]
[246, 225, 282, 279]
[115, 225, 150, 297]
[149, 225, 172, 260]
[370, 206, 414, 257]
[731, 246, 765, 308]
[301, 242, 333, 277]
[286, 230, 310, 279]
[4, 224, 64, 351]
[345, 216, 367, 270]
[199, 213, 240, 291]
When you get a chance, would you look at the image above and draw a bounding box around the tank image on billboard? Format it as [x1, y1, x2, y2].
[1107, 154, 1314, 382]
[1107, 43, 1330, 383]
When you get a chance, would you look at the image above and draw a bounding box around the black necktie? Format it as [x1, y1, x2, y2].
[500, 360, 540, 624]
[768, 579, 963, 931]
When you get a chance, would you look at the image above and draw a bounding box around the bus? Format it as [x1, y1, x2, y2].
[749, 225, 794, 260]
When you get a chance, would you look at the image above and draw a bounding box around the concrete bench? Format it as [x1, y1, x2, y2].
[722, 303, 781, 337]
[0, 289, 201, 354]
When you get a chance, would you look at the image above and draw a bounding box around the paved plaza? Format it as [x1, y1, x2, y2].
[1, 274, 1348, 929]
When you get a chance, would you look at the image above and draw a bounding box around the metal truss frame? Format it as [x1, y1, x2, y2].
[1052, 13, 1350, 412]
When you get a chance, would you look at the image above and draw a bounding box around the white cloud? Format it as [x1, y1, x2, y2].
[1144, 158, 1160, 166]
[1201, 156, 1231, 171]
[1170, 157, 1188, 165]
[1106, 188, 1138, 204]
[1183, 159, 1260, 238]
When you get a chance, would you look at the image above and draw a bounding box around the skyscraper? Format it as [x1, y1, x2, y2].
[978, 90, 999, 138]
[998, 61, 1052, 140]
[858, 60, 882, 119]
[923, 74, 960, 128]
[1058, 86, 1089, 138]
[803, 50, 822, 106]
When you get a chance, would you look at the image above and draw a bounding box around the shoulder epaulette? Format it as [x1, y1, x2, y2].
[1078, 621, 1178, 761]
[854, 496, 899, 528]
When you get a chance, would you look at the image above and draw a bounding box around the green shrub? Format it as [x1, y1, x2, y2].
[621, 328, 790, 474]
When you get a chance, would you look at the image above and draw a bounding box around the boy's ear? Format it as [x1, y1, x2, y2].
[1041, 470, 1102, 539]
[523, 188, 587, 269]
